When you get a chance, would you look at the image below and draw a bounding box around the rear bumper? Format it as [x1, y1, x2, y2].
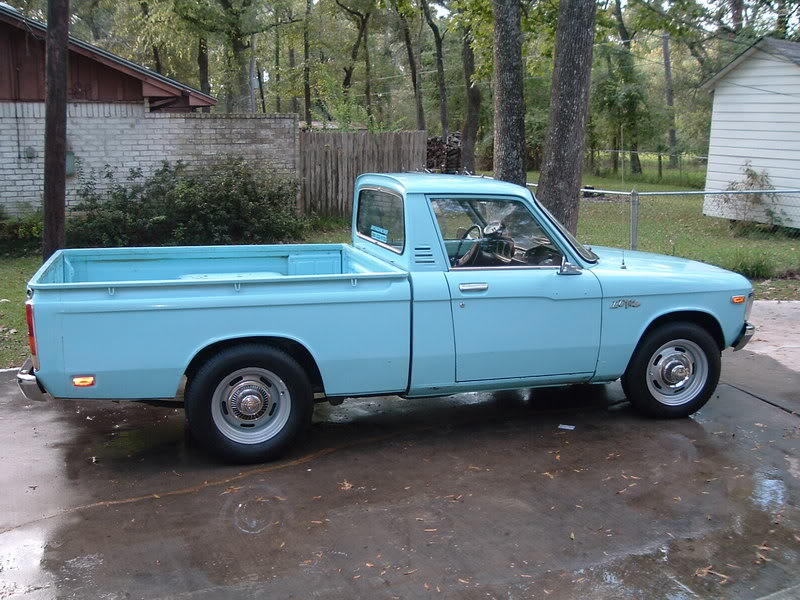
[16, 357, 48, 402]
[732, 322, 755, 351]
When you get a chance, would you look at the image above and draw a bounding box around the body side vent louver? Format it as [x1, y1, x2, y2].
[413, 245, 436, 265]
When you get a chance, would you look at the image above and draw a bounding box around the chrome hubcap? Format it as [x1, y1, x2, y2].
[229, 381, 271, 420]
[646, 339, 708, 406]
[211, 368, 292, 445]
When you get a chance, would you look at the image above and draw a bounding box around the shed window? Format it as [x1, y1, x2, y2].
[356, 189, 405, 253]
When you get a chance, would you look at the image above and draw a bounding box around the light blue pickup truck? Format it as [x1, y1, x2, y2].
[18, 174, 754, 462]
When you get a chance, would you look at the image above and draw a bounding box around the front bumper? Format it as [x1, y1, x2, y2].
[16, 357, 48, 402]
[732, 322, 755, 351]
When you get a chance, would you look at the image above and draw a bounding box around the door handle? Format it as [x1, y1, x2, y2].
[459, 282, 489, 292]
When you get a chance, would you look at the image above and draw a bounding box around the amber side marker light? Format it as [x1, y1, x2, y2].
[731, 295, 747, 304]
[72, 376, 95, 387]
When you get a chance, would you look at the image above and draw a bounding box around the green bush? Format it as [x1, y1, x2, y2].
[0, 208, 43, 255]
[67, 159, 305, 248]
[723, 254, 775, 280]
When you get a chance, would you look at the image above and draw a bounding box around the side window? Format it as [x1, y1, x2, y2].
[356, 189, 405, 253]
[431, 197, 562, 268]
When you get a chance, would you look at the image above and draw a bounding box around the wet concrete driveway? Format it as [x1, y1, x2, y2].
[1, 350, 799, 599]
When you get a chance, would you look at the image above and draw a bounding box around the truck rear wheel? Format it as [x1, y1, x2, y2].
[622, 322, 720, 418]
[185, 344, 313, 463]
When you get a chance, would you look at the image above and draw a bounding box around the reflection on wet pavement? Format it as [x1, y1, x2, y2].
[0, 358, 799, 599]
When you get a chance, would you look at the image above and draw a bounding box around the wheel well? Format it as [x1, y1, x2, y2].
[185, 337, 325, 393]
[641, 311, 725, 351]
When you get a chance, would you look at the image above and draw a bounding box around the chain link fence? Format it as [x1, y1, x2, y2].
[528, 184, 800, 280]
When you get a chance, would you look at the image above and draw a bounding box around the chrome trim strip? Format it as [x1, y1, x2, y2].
[451, 265, 560, 271]
[355, 231, 405, 255]
[733, 322, 755, 351]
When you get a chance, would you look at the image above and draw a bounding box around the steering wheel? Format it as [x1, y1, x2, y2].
[483, 221, 515, 264]
[453, 224, 483, 267]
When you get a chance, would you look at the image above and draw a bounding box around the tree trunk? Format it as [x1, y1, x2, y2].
[662, 33, 678, 168]
[198, 36, 210, 112]
[274, 14, 282, 112]
[342, 17, 367, 91]
[289, 48, 300, 114]
[491, 0, 526, 186]
[140, 2, 163, 74]
[257, 60, 267, 113]
[536, 0, 597, 234]
[730, 0, 743, 31]
[395, 6, 425, 130]
[629, 144, 642, 174]
[228, 35, 251, 112]
[611, 137, 619, 175]
[421, 0, 447, 139]
[364, 16, 373, 123]
[775, 0, 789, 38]
[303, 0, 312, 126]
[248, 33, 257, 113]
[461, 26, 481, 173]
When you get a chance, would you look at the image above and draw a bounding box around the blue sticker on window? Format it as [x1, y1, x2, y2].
[371, 225, 388, 243]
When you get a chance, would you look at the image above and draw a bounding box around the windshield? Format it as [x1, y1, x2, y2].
[532, 195, 598, 263]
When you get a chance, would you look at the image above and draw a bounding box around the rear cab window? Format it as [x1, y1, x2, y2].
[356, 188, 405, 254]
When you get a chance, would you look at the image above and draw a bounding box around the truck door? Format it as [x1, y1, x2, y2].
[430, 196, 602, 382]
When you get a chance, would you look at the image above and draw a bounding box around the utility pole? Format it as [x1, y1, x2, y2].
[43, 0, 70, 261]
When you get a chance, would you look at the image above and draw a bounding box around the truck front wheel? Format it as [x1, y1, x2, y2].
[622, 322, 721, 418]
[185, 345, 313, 463]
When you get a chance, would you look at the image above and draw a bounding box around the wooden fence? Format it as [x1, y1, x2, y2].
[299, 130, 427, 217]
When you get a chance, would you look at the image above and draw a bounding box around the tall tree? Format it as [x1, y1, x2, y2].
[461, 25, 481, 173]
[139, 2, 163, 73]
[336, 1, 371, 91]
[661, 32, 678, 168]
[421, 0, 448, 139]
[537, 0, 597, 234]
[611, 0, 642, 174]
[303, 0, 312, 125]
[288, 47, 300, 114]
[492, 0, 525, 186]
[391, 0, 425, 130]
[274, 11, 282, 112]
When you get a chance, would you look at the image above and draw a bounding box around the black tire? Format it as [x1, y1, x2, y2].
[622, 322, 721, 418]
[185, 344, 313, 463]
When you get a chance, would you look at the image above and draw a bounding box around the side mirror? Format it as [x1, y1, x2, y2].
[558, 256, 582, 275]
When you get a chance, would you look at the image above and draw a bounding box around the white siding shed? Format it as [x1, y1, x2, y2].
[702, 38, 800, 228]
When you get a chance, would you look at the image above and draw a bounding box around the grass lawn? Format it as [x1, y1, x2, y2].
[0, 255, 40, 368]
[1, 184, 797, 368]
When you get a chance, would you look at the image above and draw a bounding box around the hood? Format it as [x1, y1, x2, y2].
[587, 246, 752, 294]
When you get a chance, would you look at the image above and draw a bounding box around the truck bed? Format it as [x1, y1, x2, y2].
[31, 244, 405, 287]
[28, 244, 411, 401]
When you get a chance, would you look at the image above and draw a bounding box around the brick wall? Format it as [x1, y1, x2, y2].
[0, 102, 299, 216]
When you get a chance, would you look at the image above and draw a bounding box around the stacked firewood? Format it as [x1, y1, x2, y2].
[426, 132, 462, 173]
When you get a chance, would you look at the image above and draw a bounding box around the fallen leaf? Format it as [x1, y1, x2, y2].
[221, 486, 242, 495]
[570, 532, 575, 540]
[339, 480, 353, 491]
[424, 528, 437, 532]
[458, 578, 469, 584]
[310, 520, 323, 525]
